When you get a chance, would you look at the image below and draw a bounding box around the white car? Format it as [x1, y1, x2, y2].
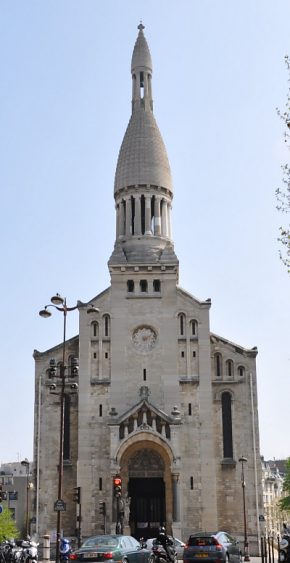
[146, 538, 186, 559]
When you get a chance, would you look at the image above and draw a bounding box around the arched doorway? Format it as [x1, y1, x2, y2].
[124, 448, 168, 539]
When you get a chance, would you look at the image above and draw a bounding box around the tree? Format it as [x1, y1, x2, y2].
[276, 55, 290, 273]
[0, 506, 20, 542]
[279, 458, 290, 512]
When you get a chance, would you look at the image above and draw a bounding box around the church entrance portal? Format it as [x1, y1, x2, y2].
[123, 447, 168, 540]
[128, 477, 165, 539]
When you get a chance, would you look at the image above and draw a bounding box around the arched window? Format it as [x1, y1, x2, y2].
[238, 365, 245, 377]
[221, 392, 233, 459]
[91, 322, 99, 338]
[153, 279, 161, 292]
[127, 280, 134, 292]
[103, 315, 110, 337]
[215, 353, 222, 377]
[178, 313, 185, 336]
[190, 320, 198, 337]
[140, 280, 148, 292]
[226, 359, 234, 377]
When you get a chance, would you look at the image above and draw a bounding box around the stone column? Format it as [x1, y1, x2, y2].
[125, 197, 132, 237]
[134, 195, 142, 235]
[115, 204, 119, 239]
[162, 199, 168, 237]
[145, 195, 152, 235]
[168, 204, 172, 240]
[172, 474, 180, 522]
[154, 196, 161, 236]
[98, 339, 103, 380]
[119, 200, 125, 238]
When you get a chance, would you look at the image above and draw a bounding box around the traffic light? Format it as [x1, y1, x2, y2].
[113, 477, 122, 498]
[73, 486, 81, 504]
[99, 501, 106, 515]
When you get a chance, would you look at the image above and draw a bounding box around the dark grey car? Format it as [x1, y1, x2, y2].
[183, 532, 241, 563]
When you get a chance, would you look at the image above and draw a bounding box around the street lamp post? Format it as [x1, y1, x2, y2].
[39, 294, 99, 563]
[21, 458, 30, 538]
[239, 456, 250, 562]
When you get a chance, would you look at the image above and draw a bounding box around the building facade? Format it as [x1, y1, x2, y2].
[261, 458, 286, 537]
[33, 25, 263, 552]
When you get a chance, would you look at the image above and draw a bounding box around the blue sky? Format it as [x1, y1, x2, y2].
[1, 0, 290, 463]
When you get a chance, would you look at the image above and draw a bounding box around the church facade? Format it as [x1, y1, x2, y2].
[33, 25, 263, 552]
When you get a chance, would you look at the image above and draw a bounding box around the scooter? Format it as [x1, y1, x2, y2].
[280, 526, 290, 563]
[151, 542, 176, 563]
[60, 539, 71, 562]
[21, 539, 39, 563]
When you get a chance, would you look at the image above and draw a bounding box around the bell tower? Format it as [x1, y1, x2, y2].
[109, 23, 178, 272]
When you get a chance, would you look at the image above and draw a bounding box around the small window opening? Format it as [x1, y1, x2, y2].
[179, 314, 185, 336]
[127, 280, 134, 292]
[238, 366, 245, 377]
[215, 353, 222, 377]
[143, 368, 147, 381]
[227, 360, 233, 377]
[99, 477, 102, 491]
[104, 315, 110, 337]
[192, 351, 196, 358]
[105, 352, 108, 359]
[190, 476, 194, 490]
[153, 279, 161, 292]
[191, 320, 197, 336]
[188, 403, 192, 416]
[99, 404, 102, 417]
[140, 280, 148, 292]
[93, 352, 97, 359]
[140, 71, 144, 98]
[181, 351, 185, 358]
[92, 322, 98, 337]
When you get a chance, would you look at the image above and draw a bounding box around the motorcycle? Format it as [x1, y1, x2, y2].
[151, 541, 177, 563]
[60, 538, 71, 562]
[280, 525, 290, 563]
[19, 539, 39, 563]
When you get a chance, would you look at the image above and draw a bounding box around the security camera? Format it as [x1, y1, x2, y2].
[49, 383, 57, 391]
[70, 382, 78, 390]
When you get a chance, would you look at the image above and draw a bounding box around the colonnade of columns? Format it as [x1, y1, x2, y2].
[119, 407, 170, 440]
[116, 193, 172, 239]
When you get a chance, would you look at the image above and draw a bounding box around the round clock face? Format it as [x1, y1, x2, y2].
[132, 326, 157, 352]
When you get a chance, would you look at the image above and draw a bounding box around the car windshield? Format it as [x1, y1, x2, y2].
[188, 536, 217, 547]
[82, 537, 118, 548]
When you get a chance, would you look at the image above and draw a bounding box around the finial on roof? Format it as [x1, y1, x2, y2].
[138, 22, 145, 32]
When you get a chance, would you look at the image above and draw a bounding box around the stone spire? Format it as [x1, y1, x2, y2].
[109, 24, 178, 267]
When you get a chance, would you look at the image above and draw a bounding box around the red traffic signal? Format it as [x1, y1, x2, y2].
[113, 477, 122, 497]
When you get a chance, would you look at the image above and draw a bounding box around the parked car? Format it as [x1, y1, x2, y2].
[183, 532, 242, 563]
[146, 538, 185, 559]
[69, 535, 152, 563]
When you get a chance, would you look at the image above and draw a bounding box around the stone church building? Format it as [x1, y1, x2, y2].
[33, 25, 263, 551]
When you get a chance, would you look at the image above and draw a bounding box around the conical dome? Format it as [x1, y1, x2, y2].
[114, 107, 173, 193]
[114, 24, 173, 195]
[131, 23, 152, 72]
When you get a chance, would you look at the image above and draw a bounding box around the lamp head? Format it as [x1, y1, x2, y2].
[87, 305, 100, 314]
[51, 293, 64, 306]
[239, 456, 248, 463]
[39, 308, 52, 318]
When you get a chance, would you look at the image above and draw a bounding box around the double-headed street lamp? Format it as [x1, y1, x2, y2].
[239, 456, 250, 562]
[21, 458, 30, 538]
[39, 294, 98, 563]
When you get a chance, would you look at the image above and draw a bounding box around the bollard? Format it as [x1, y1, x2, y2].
[261, 536, 265, 563]
[43, 534, 50, 562]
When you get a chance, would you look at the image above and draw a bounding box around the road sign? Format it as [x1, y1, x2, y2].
[0, 505, 3, 514]
[54, 499, 66, 512]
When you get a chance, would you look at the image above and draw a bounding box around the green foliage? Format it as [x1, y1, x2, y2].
[0, 506, 20, 542]
[276, 55, 290, 273]
[279, 458, 290, 513]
